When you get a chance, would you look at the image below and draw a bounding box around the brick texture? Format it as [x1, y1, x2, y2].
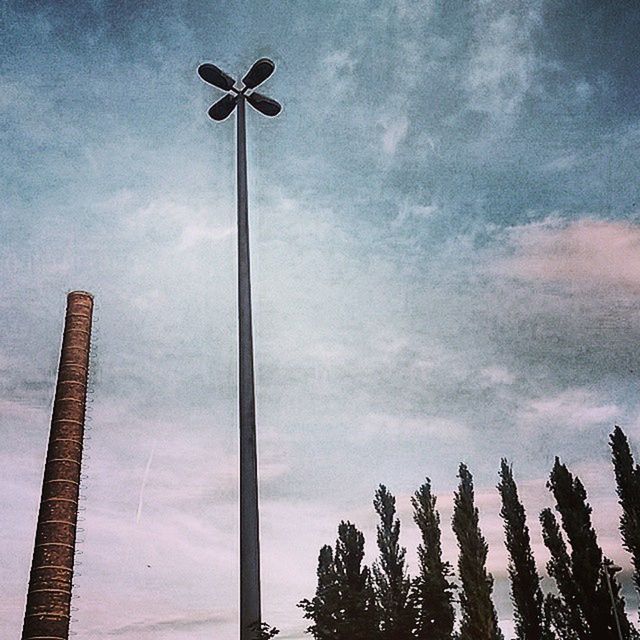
[22, 291, 93, 640]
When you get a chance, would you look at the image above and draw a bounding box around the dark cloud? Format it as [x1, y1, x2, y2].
[103, 611, 233, 635]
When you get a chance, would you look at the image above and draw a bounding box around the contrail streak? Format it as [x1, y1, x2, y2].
[136, 443, 156, 525]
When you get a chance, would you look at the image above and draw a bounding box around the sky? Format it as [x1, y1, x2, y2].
[1, 0, 640, 638]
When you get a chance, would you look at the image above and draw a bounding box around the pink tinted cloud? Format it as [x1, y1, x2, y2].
[499, 219, 640, 291]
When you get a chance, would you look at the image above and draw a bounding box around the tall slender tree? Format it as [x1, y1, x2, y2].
[411, 478, 455, 640]
[334, 521, 379, 640]
[497, 460, 546, 640]
[299, 545, 339, 639]
[299, 522, 378, 640]
[373, 484, 413, 640]
[610, 426, 640, 595]
[547, 458, 633, 640]
[539, 508, 587, 640]
[542, 594, 580, 640]
[452, 463, 504, 640]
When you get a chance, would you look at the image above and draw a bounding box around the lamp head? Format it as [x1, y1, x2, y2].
[198, 58, 281, 121]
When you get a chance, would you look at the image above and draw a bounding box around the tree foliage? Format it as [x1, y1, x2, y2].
[299, 522, 378, 640]
[373, 484, 413, 640]
[544, 458, 634, 640]
[610, 426, 640, 596]
[299, 545, 339, 640]
[299, 435, 640, 640]
[452, 463, 504, 640]
[542, 593, 581, 640]
[540, 508, 587, 640]
[498, 460, 547, 640]
[411, 478, 456, 640]
[248, 622, 280, 640]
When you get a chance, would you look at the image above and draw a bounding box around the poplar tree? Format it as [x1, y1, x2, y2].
[546, 458, 633, 640]
[539, 508, 587, 640]
[373, 484, 413, 640]
[542, 594, 580, 640]
[497, 460, 546, 640]
[299, 545, 339, 639]
[411, 478, 456, 640]
[334, 521, 379, 639]
[299, 522, 378, 640]
[452, 463, 504, 640]
[610, 426, 640, 595]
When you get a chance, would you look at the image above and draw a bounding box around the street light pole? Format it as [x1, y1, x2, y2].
[603, 560, 624, 640]
[197, 59, 281, 640]
[236, 93, 262, 637]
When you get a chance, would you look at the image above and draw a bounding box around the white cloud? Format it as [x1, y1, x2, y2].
[0, 78, 21, 110]
[575, 79, 594, 101]
[361, 412, 469, 441]
[321, 50, 357, 97]
[323, 50, 356, 76]
[381, 114, 409, 155]
[0, 398, 48, 421]
[124, 198, 234, 252]
[179, 222, 234, 250]
[544, 153, 579, 172]
[392, 198, 439, 227]
[466, 4, 541, 121]
[481, 366, 515, 386]
[393, 0, 434, 21]
[521, 388, 620, 431]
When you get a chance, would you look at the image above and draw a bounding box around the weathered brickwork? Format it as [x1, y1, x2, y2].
[22, 291, 93, 640]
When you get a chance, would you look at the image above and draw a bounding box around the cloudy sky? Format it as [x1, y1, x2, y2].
[1, 1, 640, 638]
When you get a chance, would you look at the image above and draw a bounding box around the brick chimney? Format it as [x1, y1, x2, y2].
[22, 291, 94, 640]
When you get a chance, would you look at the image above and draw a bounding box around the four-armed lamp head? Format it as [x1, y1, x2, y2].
[197, 58, 282, 120]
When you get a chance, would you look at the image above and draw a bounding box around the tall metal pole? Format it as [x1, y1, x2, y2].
[604, 564, 624, 640]
[237, 94, 262, 639]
